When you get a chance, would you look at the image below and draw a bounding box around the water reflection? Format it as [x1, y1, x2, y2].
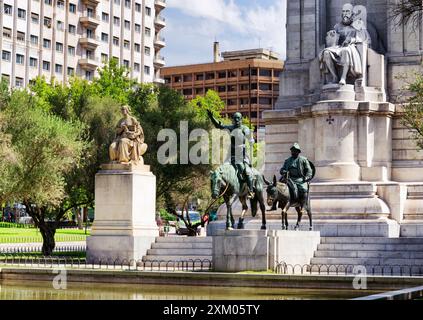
[0, 280, 379, 300]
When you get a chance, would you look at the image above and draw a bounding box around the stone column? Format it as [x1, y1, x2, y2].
[87, 164, 159, 263]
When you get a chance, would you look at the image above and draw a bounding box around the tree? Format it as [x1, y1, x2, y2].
[402, 74, 423, 149]
[93, 59, 136, 104]
[0, 90, 87, 255]
[391, 0, 422, 29]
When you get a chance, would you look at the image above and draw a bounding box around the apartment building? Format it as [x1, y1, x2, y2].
[0, 0, 166, 88]
[161, 47, 284, 130]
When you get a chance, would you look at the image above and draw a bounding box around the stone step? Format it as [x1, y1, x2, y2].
[147, 248, 212, 256]
[151, 242, 212, 249]
[317, 243, 423, 251]
[321, 237, 423, 244]
[310, 257, 423, 266]
[142, 255, 213, 262]
[314, 250, 423, 259]
[155, 237, 212, 243]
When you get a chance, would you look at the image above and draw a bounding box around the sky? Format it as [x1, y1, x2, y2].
[162, 0, 287, 67]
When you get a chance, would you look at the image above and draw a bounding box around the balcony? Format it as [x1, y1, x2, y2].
[154, 77, 166, 85]
[79, 14, 100, 29]
[154, 15, 166, 29]
[78, 57, 99, 70]
[82, 0, 100, 6]
[154, 36, 166, 49]
[153, 55, 165, 67]
[79, 35, 99, 50]
[155, 0, 166, 12]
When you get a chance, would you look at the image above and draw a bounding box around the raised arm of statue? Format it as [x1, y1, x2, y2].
[207, 109, 227, 130]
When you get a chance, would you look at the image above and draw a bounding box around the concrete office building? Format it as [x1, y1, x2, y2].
[0, 0, 166, 88]
[161, 46, 284, 130]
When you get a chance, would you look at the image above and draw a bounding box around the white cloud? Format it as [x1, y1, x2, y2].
[164, 0, 287, 65]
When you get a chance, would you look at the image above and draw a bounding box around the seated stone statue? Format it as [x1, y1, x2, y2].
[319, 3, 371, 85]
[109, 105, 148, 164]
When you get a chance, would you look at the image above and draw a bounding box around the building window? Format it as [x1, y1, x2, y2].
[30, 57, 38, 68]
[113, 37, 119, 46]
[144, 46, 151, 56]
[145, 27, 151, 37]
[102, 12, 109, 22]
[135, 24, 141, 33]
[31, 13, 39, 24]
[87, 7, 94, 17]
[57, 1, 65, 9]
[30, 35, 39, 45]
[124, 20, 130, 30]
[18, 9, 26, 19]
[69, 24, 76, 34]
[86, 50, 94, 59]
[55, 64, 63, 74]
[101, 33, 109, 42]
[44, 17, 52, 28]
[68, 46, 75, 56]
[1, 50, 10, 61]
[2, 28, 11, 39]
[56, 42, 63, 53]
[125, 0, 131, 8]
[17, 32, 25, 42]
[145, 6, 151, 16]
[134, 63, 140, 72]
[4, 4, 12, 15]
[43, 39, 51, 49]
[57, 21, 64, 31]
[101, 53, 108, 62]
[113, 16, 120, 26]
[86, 71, 93, 81]
[69, 3, 76, 13]
[124, 40, 130, 50]
[45, 0, 52, 5]
[42, 61, 50, 71]
[144, 66, 150, 75]
[16, 54, 24, 64]
[67, 67, 75, 76]
[114, 0, 120, 5]
[135, 3, 141, 12]
[15, 78, 24, 88]
[86, 29, 94, 39]
[134, 43, 140, 52]
[123, 60, 129, 68]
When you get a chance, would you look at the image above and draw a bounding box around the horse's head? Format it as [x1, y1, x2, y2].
[210, 168, 226, 199]
[264, 175, 278, 207]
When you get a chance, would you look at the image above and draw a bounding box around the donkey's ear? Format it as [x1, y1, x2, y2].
[273, 175, 277, 185]
[263, 176, 271, 185]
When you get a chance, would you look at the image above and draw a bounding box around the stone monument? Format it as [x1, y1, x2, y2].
[263, 1, 423, 237]
[87, 106, 158, 263]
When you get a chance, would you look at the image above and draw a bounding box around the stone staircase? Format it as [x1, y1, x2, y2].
[310, 237, 423, 274]
[142, 236, 213, 262]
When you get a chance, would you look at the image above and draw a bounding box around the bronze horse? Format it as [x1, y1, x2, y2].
[210, 163, 267, 230]
[264, 168, 315, 231]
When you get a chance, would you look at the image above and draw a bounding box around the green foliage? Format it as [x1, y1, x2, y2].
[158, 208, 176, 222]
[1, 90, 87, 209]
[189, 90, 225, 122]
[402, 73, 423, 149]
[93, 59, 136, 104]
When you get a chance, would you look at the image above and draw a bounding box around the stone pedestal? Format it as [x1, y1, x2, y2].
[213, 230, 320, 272]
[86, 164, 159, 263]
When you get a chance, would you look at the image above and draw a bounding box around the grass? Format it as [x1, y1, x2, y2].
[0, 227, 89, 243]
[0, 251, 87, 259]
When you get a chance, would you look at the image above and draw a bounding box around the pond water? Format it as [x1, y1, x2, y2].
[0, 280, 380, 300]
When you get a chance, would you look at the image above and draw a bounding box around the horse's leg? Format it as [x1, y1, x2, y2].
[228, 194, 237, 229]
[224, 196, 232, 230]
[259, 193, 267, 230]
[237, 197, 248, 230]
[295, 207, 303, 231]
